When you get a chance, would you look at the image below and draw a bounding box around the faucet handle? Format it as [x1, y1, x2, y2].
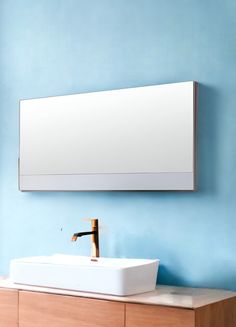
[81, 218, 99, 232]
[82, 218, 99, 230]
[82, 218, 98, 222]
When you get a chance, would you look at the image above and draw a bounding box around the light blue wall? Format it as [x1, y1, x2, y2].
[1, 0, 236, 289]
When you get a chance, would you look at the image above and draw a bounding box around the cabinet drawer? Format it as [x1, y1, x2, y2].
[19, 291, 125, 327]
[126, 303, 194, 327]
[0, 289, 18, 327]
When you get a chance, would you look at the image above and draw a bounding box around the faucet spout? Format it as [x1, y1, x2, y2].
[71, 218, 99, 258]
[71, 231, 95, 241]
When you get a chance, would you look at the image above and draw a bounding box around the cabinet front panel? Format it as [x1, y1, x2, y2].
[0, 289, 18, 327]
[19, 291, 125, 327]
[126, 303, 195, 327]
[195, 297, 236, 327]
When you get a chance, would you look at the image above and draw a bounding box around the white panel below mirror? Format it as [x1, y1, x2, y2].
[19, 81, 197, 191]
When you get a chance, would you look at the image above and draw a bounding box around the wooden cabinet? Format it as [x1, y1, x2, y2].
[19, 291, 125, 327]
[126, 299, 236, 327]
[0, 286, 236, 327]
[0, 289, 18, 327]
[126, 303, 195, 327]
[194, 297, 236, 327]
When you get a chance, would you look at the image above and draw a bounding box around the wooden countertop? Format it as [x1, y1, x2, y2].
[0, 279, 235, 309]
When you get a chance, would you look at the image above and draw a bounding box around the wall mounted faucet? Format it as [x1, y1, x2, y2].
[71, 218, 99, 258]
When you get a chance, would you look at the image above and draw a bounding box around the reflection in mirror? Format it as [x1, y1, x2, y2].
[19, 81, 197, 191]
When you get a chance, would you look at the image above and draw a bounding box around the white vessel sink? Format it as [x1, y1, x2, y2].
[9, 254, 159, 296]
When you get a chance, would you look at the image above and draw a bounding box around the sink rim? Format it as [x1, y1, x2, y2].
[10, 254, 160, 270]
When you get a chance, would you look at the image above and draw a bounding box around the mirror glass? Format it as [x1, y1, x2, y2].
[19, 81, 196, 191]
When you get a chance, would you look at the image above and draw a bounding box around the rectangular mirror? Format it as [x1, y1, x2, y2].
[19, 81, 197, 191]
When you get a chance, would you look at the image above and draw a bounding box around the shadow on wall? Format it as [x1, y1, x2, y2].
[196, 83, 221, 195]
[158, 259, 236, 291]
[157, 265, 187, 287]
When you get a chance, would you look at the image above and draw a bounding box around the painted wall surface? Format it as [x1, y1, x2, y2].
[1, 0, 236, 289]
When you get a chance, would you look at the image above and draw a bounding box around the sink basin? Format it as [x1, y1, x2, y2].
[9, 254, 159, 296]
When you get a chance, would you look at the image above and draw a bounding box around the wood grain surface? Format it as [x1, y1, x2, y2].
[19, 290, 125, 327]
[126, 303, 195, 327]
[0, 289, 18, 327]
[195, 296, 236, 327]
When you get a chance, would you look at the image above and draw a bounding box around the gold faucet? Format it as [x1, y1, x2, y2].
[71, 218, 99, 258]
